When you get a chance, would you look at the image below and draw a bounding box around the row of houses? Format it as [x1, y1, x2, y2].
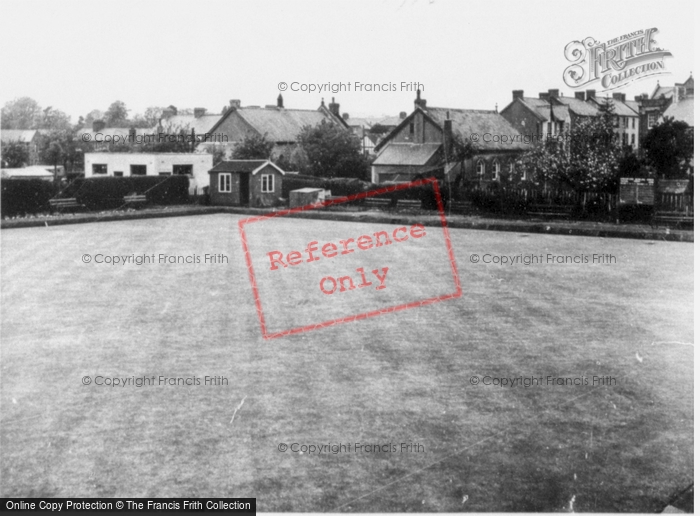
[371, 74, 694, 185]
[2, 75, 694, 188]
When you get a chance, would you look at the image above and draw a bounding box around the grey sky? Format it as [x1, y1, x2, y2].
[0, 0, 694, 121]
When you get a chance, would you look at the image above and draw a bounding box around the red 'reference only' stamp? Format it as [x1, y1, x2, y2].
[238, 178, 462, 339]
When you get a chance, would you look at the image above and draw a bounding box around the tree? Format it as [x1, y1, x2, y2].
[232, 133, 274, 160]
[516, 98, 623, 193]
[104, 101, 129, 127]
[37, 106, 72, 132]
[1, 97, 42, 129]
[642, 117, 694, 179]
[0, 140, 30, 167]
[297, 121, 369, 179]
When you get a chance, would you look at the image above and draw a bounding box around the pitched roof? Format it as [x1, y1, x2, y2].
[553, 96, 601, 116]
[663, 98, 694, 126]
[589, 97, 638, 117]
[232, 107, 337, 143]
[208, 159, 285, 175]
[1, 166, 54, 178]
[0, 129, 37, 144]
[373, 143, 442, 166]
[624, 100, 640, 114]
[425, 107, 529, 151]
[158, 113, 221, 134]
[652, 85, 674, 99]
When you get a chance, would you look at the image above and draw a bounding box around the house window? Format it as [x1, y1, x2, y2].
[114, 171, 124, 177]
[631, 134, 635, 147]
[409, 122, 415, 136]
[632, 118, 636, 129]
[614, 117, 620, 128]
[173, 164, 193, 176]
[219, 173, 232, 193]
[130, 165, 147, 176]
[476, 159, 485, 178]
[492, 160, 500, 181]
[92, 164, 107, 175]
[261, 174, 274, 193]
[623, 133, 628, 145]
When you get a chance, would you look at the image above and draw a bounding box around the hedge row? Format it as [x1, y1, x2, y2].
[1, 179, 56, 218]
[61, 176, 190, 211]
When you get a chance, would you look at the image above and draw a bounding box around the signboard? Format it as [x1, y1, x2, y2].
[619, 177, 655, 205]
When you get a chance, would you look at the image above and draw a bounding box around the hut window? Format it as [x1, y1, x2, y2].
[476, 159, 485, 178]
[219, 173, 232, 193]
[261, 174, 274, 193]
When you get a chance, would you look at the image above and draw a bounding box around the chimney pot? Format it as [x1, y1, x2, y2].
[414, 89, 427, 109]
[277, 94, 284, 109]
[229, 99, 241, 109]
[342, 113, 349, 120]
[512, 90, 524, 101]
[399, 111, 407, 119]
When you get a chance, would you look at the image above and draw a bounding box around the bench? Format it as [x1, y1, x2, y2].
[447, 201, 472, 214]
[123, 194, 147, 207]
[527, 204, 575, 219]
[395, 199, 422, 211]
[654, 209, 694, 228]
[49, 198, 82, 212]
[364, 197, 392, 209]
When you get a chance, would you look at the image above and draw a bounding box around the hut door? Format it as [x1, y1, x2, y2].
[240, 174, 250, 205]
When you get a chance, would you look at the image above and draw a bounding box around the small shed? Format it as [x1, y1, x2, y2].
[289, 188, 330, 208]
[208, 160, 285, 207]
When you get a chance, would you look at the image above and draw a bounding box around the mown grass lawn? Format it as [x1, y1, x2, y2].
[0, 214, 693, 512]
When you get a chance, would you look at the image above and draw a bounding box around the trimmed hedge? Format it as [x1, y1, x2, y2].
[61, 176, 190, 211]
[1, 179, 56, 218]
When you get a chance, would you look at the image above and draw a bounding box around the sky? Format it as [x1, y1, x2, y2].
[0, 0, 695, 122]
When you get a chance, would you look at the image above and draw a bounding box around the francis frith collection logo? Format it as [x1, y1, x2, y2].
[563, 28, 673, 90]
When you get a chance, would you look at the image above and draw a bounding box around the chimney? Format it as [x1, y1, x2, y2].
[414, 89, 427, 109]
[277, 94, 284, 109]
[229, 99, 241, 109]
[443, 113, 453, 170]
[612, 93, 626, 102]
[538, 92, 550, 100]
[574, 91, 585, 100]
[342, 113, 349, 120]
[548, 89, 560, 98]
[673, 85, 685, 103]
[399, 111, 407, 119]
[512, 90, 524, 101]
[92, 119, 106, 132]
[194, 107, 206, 118]
[585, 89, 596, 101]
[328, 97, 340, 116]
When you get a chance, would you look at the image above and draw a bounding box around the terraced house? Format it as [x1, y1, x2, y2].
[371, 91, 528, 184]
[500, 88, 640, 151]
